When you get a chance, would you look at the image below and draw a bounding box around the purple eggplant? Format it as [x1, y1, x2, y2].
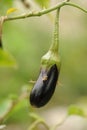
[30, 64, 59, 108]
[0, 39, 2, 48]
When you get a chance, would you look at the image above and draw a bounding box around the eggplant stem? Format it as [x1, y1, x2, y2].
[50, 8, 60, 53]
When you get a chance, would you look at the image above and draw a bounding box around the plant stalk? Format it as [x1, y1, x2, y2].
[50, 8, 60, 53]
[4, 1, 87, 22]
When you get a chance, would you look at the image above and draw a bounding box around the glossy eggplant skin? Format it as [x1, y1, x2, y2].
[0, 39, 2, 48]
[30, 64, 59, 108]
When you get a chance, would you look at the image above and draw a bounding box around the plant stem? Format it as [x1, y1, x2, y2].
[28, 119, 49, 130]
[41, 120, 50, 130]
[65, 2, 87, 13]
[4, 0, 65, 22]
[50, 8, 60, 53]
[4, 1, 87, 22]
[51, 115, 68, 130]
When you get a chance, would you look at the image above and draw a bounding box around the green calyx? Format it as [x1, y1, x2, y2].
[41, 49, 61, 70]
[41, 8, 61, 70]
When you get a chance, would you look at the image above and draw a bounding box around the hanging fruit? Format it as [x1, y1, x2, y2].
[30, 8, 61, 108]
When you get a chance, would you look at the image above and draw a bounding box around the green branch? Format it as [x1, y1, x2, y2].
[4, 1, 87, 22]
[27, 119, 50, 130]
[65, 2, 87, 13]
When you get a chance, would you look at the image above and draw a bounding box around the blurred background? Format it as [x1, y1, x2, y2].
[0, 0, 87, 130]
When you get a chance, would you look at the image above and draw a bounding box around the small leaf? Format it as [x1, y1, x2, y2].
[0, 99, 13, 119]
[11, 99, 27, 114]
[6, 8, 18, 15]
[0, 97, 28, 123]
[7, 99, 28, 122]
[68, 105, 85, 117]
[0, 49, 17, 68]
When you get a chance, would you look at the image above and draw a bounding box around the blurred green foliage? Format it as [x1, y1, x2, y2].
[0, 49, 16, 67]
[68, 105, 85, 117]
[34, 0, 50, 8]
[0, 0, 12, 15]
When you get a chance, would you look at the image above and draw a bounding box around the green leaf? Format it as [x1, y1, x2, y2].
[7, 99, 29, 122]
[68, 105, 85, 117]
[0, 99, 13, 119]
[34, 0, 50, 8]
[10, 99, 27, 114]
[0, 49, 17, 68]
[0, 97, 28, 123]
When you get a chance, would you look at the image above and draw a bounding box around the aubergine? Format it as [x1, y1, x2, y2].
[30, 64, 59, 108]
[0, 39, 2, 48]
